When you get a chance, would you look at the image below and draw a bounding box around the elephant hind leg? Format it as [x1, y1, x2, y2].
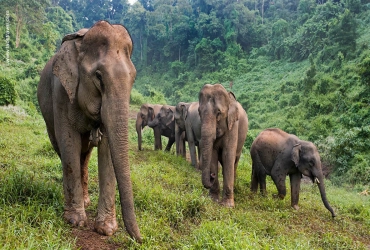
[271, 164, 287, 199]
[250, 152, 266, 195]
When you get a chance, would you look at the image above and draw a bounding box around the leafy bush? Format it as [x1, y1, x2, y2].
[0, 75, 17, 106]
[130, 88, 146, 106]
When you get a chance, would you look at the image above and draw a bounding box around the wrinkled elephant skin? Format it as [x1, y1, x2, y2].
[37, 21, 142, 242]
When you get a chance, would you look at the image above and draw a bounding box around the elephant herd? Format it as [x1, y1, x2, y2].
[37, 21, 335, 243]
[137, 84, 336, 216]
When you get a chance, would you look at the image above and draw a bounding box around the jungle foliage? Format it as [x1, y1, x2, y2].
[0, 0, 369, 186]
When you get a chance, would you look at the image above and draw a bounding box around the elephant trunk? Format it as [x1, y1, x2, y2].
[200, 115, 216, 189]
[136, 114, 142, 151]
[316, 174, 336, 218]
[147, 117, 158, 128]
[101, 93, 142, 242]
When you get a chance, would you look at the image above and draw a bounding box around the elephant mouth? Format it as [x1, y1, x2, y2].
[310, 175, 320, 184]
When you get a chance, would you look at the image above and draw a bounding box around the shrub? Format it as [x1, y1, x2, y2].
[0, 75, 17, 106]
[130, 88, 146, 106]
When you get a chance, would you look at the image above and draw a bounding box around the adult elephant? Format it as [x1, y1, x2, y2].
[199, 84, 248, 207]
[175, 102, 201, 168]
[250, 128, 336, 217]
[148, 105, 176, 151]
[136, 104, 163, 151]
[37, 21, 141, 242]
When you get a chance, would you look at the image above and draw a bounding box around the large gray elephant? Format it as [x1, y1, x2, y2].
[199, 84, 248, 207]
[147, 105, 176, 151]
[37, 21, 141, 242]
[136, 103, 162, 150]
[175, 102, 201, 168]
[250, 128, 336, 217]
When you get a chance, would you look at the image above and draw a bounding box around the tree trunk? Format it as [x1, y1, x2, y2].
[15, 5, 22, 48]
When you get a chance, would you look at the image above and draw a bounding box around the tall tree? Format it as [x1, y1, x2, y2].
[2, 0, 50, 48]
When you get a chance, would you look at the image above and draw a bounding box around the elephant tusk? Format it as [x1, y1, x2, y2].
[314, 177, 320, 184]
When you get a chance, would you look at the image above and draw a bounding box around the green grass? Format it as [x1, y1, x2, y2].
[0, 106, 369, 249]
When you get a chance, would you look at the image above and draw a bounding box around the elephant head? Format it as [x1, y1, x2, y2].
[175, 102, 188, 132]
[198, 84, 239, 189]
[136, 104, 156, 150]
[148, 105, 174, 131]
[52, 21, 141, 241]
[291, 142, 336, 217]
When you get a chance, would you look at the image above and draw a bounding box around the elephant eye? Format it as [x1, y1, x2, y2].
[96, 70, 102, 81]
[95, 70, 105, 92]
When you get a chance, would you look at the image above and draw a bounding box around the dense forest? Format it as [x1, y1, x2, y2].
[0, 0, 369, 187]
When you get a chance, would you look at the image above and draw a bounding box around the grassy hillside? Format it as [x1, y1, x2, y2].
[0, 105, 369, 249]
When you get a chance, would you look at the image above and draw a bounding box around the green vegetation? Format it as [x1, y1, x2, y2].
[0, 107, 369, 249]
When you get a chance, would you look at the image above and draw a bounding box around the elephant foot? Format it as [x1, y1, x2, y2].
[272, 193, 285, 199]
[292, 205, 300, 210]
[209, 191, 219, 202]
[94, 217, 118, 236]
[220, 198, 235, 208]
[84, 195, 91, 207]
[64, 209, 87, 227]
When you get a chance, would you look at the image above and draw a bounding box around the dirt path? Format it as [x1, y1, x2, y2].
[72, 212, 121, 250]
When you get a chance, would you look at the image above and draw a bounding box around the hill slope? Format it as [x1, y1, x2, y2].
[0, 106, 369, 249]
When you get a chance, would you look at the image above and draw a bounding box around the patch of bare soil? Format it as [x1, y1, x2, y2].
[72, 212, 121, 250]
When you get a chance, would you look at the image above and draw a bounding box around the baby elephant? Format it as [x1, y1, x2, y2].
[250, 128, 336, 217]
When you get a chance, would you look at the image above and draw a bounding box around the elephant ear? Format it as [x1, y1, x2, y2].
[227, 92, 239, 130]
[148, 107, 155, 120]
[181, 104, 188, 120]
[166, 108, 175, 127]
[291, 144, 301, 167]
[52, 29, 87, 104]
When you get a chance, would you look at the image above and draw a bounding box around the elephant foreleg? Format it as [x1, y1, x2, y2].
[187, 128, 198, 167]
[95, 131, 118, 236]
[220, 148, 237, 208]
[289, 173, 302, 210]
[165, 136, 175, 151]
[57, 124, 87, 227]
[153, 127, 162, 150]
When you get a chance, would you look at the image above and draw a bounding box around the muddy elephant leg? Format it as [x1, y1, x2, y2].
[80, 147, 93, 207]
[94, 132, 118, 236]
[289, 173, 301, 210]
[271, 164, 287, 199]
[220, 149, 237, 208]
[56, 122, 86, 226]
[209, 149, 220, 202]
[153, 127, 162, 150]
